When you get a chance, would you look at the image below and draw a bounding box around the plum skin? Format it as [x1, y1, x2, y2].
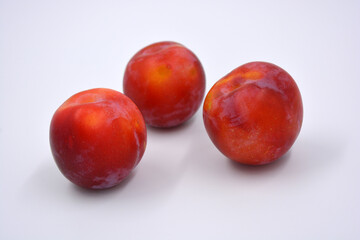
[203, 62, 303, 165]
[123, 41, 206, 128]
[50, 88, 147, 189]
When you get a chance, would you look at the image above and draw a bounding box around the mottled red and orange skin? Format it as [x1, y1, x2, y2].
[50, 88, 146, 189]
[203, 62, 303, 165]
[123, 41, 206, 128]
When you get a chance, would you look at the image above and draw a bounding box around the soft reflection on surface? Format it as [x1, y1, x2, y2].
[227, 151, 291, 175]
[146, 116, 196, 134]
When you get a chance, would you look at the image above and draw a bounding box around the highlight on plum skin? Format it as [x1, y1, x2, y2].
[49, 88, 147, 189]
[123, 41, 206, 128]
[203, 62, 303, 165]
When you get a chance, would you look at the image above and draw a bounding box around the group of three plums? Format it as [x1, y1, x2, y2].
[50, 41, 303, 189]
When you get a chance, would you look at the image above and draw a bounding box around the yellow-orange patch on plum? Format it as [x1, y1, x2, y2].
[76, 108, 105, 129]
[216, 74, 233, 87]
[204, 91, 214, 112]
[149, 64, 172, 84]
[242, 71, 263, 80]
[59, 93, 100, 111]
[76, 94, 98, 104]
[204, 99, 212, 112]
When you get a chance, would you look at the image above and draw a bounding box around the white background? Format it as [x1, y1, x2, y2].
[1, 0, 360, 239]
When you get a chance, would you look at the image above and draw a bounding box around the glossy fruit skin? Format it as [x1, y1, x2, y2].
[50, 88, 146, 189]
[123, 41, 206, 128]
[203, 62, 303, 165]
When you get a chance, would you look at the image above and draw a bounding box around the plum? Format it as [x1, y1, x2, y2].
[50, 88, 146, 189]
[203, 62, 303, 165]
[124, 41, 206, 128]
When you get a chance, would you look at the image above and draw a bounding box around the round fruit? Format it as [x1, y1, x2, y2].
[123, 41, 206, 128]
[203, 62, 303, 165]
[50, 88, 146, 189]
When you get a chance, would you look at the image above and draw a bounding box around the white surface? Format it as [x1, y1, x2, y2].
[1, 0, 360, 239]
